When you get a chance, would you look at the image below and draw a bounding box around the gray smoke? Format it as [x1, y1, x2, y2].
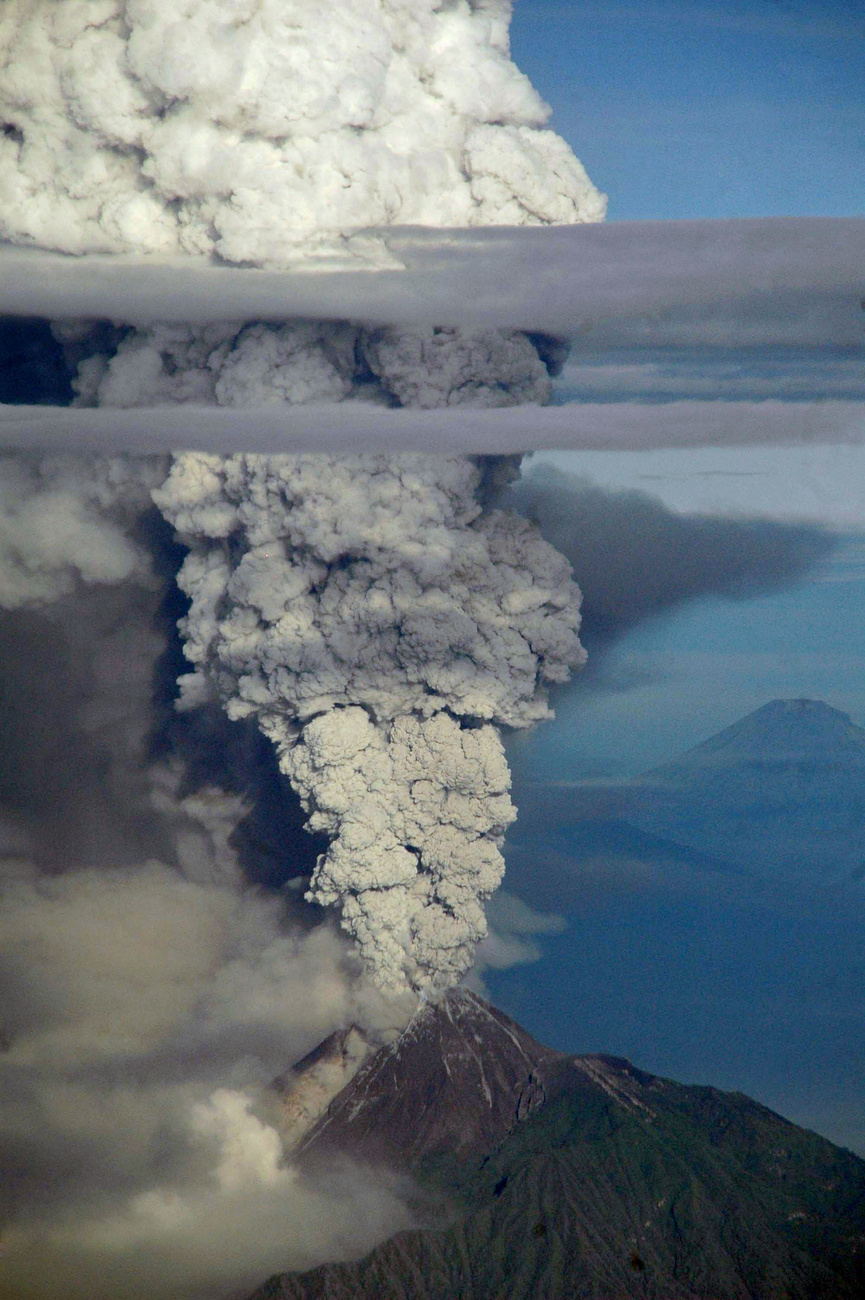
[53, 318, 558, 411]
[0, 469, 422, 1299]
[0, 452, 159, 607]
[153, 451, 585, 993]
[506, 462, 839, 661]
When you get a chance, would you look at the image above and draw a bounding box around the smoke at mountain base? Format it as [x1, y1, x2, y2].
[0, 451, 426, 1295]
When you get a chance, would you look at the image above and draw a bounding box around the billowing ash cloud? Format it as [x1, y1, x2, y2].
[54, 317, 558, 411]
[0, 0, 600, 1029]
[153, 451, 584, 992]
[0, 452, 159, 607]
[0, 0, 604, 266]
[0, 7, 599, 1291]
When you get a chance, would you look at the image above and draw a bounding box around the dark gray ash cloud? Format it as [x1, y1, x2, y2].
[504, 463, 837, 680]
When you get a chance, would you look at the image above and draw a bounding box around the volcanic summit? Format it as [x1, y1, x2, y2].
[254, 989, 865, 1300]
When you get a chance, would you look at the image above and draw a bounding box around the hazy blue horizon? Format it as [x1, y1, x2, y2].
[483, 0, 865, 1158]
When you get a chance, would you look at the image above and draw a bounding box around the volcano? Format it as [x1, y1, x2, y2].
[649, 698, 865, 771]
[626, 698, 865, 883]
[252, 989, 865, 1300]
[513, 699, 865, 890]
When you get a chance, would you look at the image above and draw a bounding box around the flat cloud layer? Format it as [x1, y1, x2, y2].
[2, 218, 861, 454]
[4, 396, 863, 455]
[0, 218, 862, 335]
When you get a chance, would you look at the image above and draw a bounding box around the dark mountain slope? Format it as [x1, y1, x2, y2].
[296, 987, 562, 1171]
[253, 991, 865, 1300]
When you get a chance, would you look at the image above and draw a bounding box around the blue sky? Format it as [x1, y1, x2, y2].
[511, 0, 865, 221]
[503, 0, 865, 769]
[484, 0, 865, 1154]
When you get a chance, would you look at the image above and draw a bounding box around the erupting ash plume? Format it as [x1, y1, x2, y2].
[154, 452, 584, 992]
[0, 1, 600, 995]
[53, 317, 562, 411]
[4, 0, 603, 411]
[0, 0, 605, 266]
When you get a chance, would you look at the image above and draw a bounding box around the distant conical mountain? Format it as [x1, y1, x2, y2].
[510, 699, 865, 890]
[252, 989, 865, 1300]
[647, 698, 865, 775]
[624, 698, 865, 883]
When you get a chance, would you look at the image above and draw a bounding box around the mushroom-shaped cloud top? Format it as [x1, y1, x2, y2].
[0, 0, 606, 266]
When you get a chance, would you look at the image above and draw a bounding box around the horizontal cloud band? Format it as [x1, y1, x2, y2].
[3, 398, 863, 456]
[0, 218, 862, 341]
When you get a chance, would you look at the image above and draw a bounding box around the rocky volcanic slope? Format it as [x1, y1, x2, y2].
[251, 989, 865, 1300]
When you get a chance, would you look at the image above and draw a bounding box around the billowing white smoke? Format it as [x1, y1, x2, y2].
[154, 451, 584, 992]
[0, 0, 605, 267]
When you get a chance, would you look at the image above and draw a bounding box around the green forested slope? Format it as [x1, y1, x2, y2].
[253, 1055, 865, 1300]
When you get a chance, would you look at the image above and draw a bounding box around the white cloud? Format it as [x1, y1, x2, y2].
[471, 887, 566, 978]
[0, 0, 603, 267]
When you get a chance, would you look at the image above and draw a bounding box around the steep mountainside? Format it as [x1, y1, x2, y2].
[296, 987, 562, 1171]
[251, 990, 865, 1300]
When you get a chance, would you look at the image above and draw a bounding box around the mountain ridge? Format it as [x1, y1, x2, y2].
[253, 989, 865, 1300]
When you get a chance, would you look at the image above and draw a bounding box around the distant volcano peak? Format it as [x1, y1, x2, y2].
[758, 697, 850, 719]
[623, 696, 865, 884]
[646, 697, 865, 777]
